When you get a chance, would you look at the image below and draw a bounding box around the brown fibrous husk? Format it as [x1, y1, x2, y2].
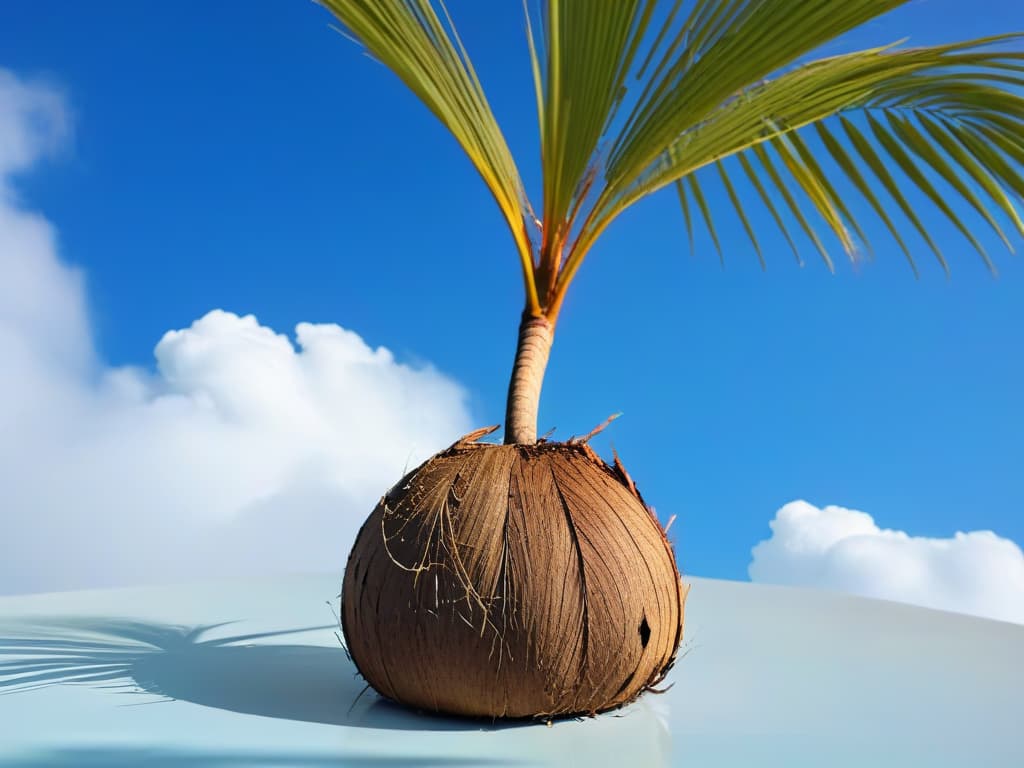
[341, 427, 686, 720]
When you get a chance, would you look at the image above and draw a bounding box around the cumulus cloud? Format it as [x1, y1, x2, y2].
[0, 70, 473, 595]
[750, 501, 1024, 624]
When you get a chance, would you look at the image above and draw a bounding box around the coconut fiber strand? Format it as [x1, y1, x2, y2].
[342, 427, 686, 719]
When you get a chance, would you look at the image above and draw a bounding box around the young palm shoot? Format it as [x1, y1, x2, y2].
[318, 0, 1024, 719]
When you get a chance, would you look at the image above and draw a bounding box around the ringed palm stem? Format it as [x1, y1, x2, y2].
[504, 314, 554, 444]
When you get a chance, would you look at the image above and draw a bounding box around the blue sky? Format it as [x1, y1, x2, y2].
[2, 0, 1023, 591]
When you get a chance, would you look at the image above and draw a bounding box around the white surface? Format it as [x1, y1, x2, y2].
[0, 573, 1020, 767]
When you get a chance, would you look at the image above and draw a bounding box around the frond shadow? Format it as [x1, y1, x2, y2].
[0, 617, 525, 732]
[0, 745, 513, 767]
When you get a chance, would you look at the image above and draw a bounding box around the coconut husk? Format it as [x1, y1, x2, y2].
[341, 427, 685, 719]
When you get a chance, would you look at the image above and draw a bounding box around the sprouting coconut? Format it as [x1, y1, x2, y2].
[318, 0, 1024, 719]
[343, 430, 685, 717]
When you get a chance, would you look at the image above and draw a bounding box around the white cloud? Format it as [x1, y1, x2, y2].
[0, 70, 473, 596]
[0, 70, 68, 182]
[750, 501, 1024, 624]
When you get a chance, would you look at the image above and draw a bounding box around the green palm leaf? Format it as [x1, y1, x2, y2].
[814, 121, 916, 274]
[687, 172, 722, 263]
[317, 0, 540, 310]
[527, 0, 656, 294]
[917, 114, 1024, 241]
[888, 111, 1014, 253]
[840, 114, 947, 273]
[674, 179, 694, 253]
[737, 151, 801, 265]
[320, 0, 1024, 324]
[716, 160, 764, 269]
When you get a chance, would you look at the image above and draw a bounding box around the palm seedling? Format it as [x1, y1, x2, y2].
[317, 0, 1024, 719]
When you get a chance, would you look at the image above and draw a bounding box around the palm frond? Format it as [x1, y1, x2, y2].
[321, 0, 1024, 323]
[752, 142, 832, 268]
[527, 0, 656, 292]
[674, 179, 694, 253]
[814, 120, 915, 272]
[562, 32, 1024, 285]
[318, 0, 541, 311]
[737, 151, 801, 265]
[839, 114, 946, 272]
[686, 172, 722, 263]
[716, 160, 764, 269]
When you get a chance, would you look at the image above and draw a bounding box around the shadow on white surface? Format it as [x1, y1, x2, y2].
[0, 619, 532, 732]
[7, 574, 1021, 766]
[0, 746, 513, 767]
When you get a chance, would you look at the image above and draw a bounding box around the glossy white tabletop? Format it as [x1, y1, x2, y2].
[1, 574, 1020, 767]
